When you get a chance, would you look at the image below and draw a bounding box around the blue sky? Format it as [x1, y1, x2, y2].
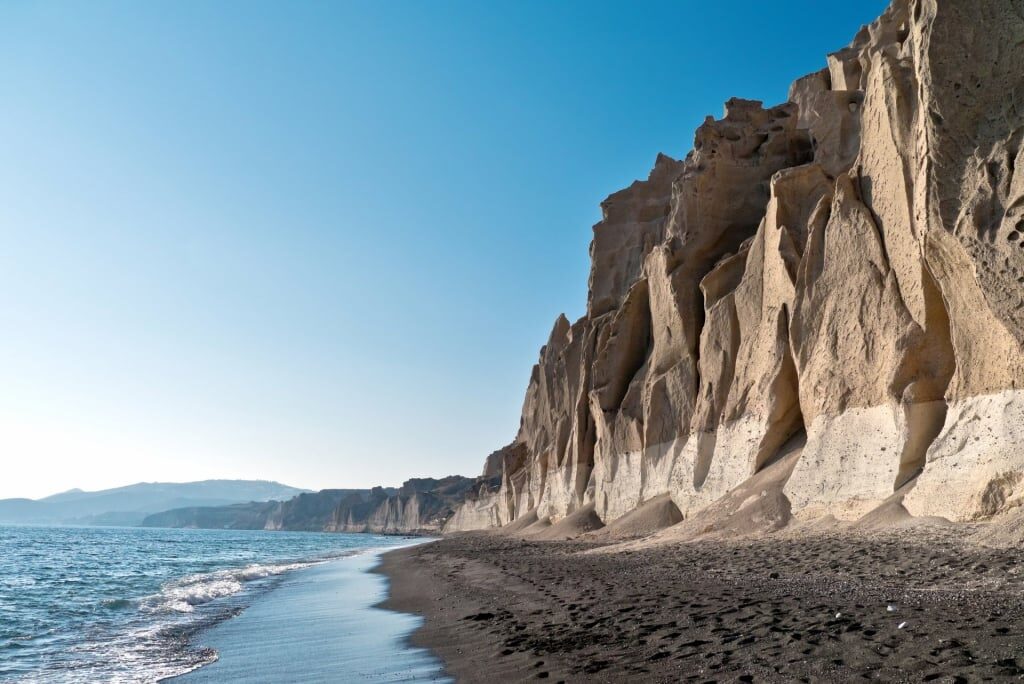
[0, 0, 888, 498]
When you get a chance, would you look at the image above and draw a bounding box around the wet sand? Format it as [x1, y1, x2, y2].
[379, 530, 1024, 682]
[176, 546, 448, 683]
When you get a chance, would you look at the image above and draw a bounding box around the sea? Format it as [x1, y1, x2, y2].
[0, 525, 445, 682]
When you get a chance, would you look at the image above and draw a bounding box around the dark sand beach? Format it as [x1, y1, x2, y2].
[379, 530, 1024, 683]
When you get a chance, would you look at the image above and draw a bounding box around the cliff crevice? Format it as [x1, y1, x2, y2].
[449, 0, 1024, 533]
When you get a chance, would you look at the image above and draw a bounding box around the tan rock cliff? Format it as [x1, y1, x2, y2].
[448, 0, 1024, 532]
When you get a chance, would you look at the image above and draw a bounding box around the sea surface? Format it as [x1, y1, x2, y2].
[174, 549, 447, 683]
[0, 525, 438, 682]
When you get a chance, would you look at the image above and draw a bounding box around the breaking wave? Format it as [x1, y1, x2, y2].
[0, 525, 402, 683]
[141, 550, 366, 613]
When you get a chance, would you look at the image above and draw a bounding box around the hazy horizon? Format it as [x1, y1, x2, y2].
[0, 0, 888, 500]
[10, 476, 450, 502]
[11, 478, 312, 502]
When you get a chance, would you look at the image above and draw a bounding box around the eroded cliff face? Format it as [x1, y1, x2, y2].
[327, 477, 475, 534]
[144, 478, 472, 533]
[448, 0, 1024, 532]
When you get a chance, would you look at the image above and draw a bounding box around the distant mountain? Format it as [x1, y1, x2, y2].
[141, 488, 377, 530]
[40, 488, 85, 502]
[141, 500, 282, 530]
[142, 477, 474, 534]
[0, 480, 311, 526]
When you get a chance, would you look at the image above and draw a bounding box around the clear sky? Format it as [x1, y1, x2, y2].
[0, 0, 889, 499]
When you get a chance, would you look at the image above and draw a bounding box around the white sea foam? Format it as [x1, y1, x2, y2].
[1, 524, 420, 683]
[141, 549, 371, 614]
[143, 561, 312, 613]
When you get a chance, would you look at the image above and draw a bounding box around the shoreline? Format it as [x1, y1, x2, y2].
[375, 542, 576, 682]
[379, 530, 1024, 682]
[175, 542, 448, 683]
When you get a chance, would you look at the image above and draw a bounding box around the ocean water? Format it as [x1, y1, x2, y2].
[174, 550, 448, 683]
[0, 525, 432, 682]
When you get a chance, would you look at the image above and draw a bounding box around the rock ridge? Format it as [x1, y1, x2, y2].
[142, 476, 473, 534]
[448, 0, 1024, 533]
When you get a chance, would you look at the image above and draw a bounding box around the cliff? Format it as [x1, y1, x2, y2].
[448, 0, 1024, 533]
[325, 477, 476, 534]
[143, 477, 472, 533]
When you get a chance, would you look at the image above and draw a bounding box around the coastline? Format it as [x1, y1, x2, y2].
[380, 530, 1024, 682]
[375, 541, 575, 683]
[175, 542, 448, 683]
